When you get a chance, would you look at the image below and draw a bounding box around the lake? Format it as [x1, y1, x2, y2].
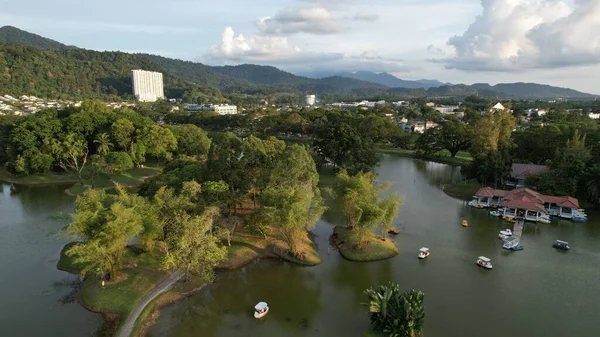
[2, 155, 599, 337]
[149, 156, 600, 337]
[0, 183, 102, 336]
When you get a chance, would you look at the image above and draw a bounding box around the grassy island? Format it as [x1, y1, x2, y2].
[443, 178, 481, 200]
[333, 226, 398, 262]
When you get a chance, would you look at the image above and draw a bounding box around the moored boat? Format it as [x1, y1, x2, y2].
[476, 256, 493, 269]
[489, 210, 501, 217]
[254, 302, 269, 319]
[418, 247, 430, 259]
[510, 245, 524, 251]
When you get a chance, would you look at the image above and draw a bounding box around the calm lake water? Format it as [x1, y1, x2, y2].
[2, 155, 599, 337]
[150, 155, 600, 337]
[0, 183, 102, 336]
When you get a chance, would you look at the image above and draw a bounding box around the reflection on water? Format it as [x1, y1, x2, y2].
[150, 155, 600, 337]
[0, 183, 102, 336]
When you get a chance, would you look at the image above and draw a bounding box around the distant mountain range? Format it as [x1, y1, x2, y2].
[298, 70, 448, 89]
[0, 25, 596, 100]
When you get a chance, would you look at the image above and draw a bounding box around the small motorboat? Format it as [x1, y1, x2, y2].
[489, 210, 501, 217]
[572, 215, 587, 223]
[254, 302, 269, 319]
[462, 220, 468, 227]
[476, 256, 492, 269]
[388, 228, 400, 235]
[500, 229, 513, 236]
[552, 240, 570, 251]
[418, 247, 430, 259]
[474, 204, 485, 209]
[468, 200, 477, 207]
[510, 245, 524, 251]
[503, 216, 516, 223]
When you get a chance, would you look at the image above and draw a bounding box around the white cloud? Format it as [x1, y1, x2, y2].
[256, 7, 344, 35]
[255, 5, 379, 35]
[210, 27, 301, 61]
[207, 27, 407, 73]
[437, 0, 600, 71]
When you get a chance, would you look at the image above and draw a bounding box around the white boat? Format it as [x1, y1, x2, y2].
[254, 302, 269, 319]
[489, 210, 501, 217]
[499, 229, 513, 236]
[538, 217, 551, 224]
[418, 247, 430, 259]
[476, 256, 493, 269]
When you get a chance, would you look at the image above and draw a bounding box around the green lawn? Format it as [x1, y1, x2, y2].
[1, 165, 162, 195]
[67, 166, 163, 195]
[333, 226, 399, 262]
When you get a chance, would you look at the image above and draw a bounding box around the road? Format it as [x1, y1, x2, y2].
[117, 270, 184, 337]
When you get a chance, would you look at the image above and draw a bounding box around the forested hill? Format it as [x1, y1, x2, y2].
[0, 43, 224, 101]
[1, 26, 596, 100]
[0, 26, 70, 50]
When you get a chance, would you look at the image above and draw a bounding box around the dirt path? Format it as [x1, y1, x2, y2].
[117, 270, 184, 337]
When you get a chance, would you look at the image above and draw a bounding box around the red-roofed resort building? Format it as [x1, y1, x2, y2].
[470, 187, 584, 221]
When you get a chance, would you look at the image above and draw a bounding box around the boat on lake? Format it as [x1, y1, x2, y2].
[476, 256, 493, 269]
[489, 210, 501, 217]
[498, 229, 513, 240]
[418, 247, 430, 259]
[254, 302, 269, 319]
[462, 220, 468, 227]
[552, 240, 570, 251]
[510, 245, 524, 251]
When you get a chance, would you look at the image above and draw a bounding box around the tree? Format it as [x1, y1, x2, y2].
[65, 188, 144, 280]
[329, 171, 401, 246]
[143, 125, 177, 160]
[438, 118, 471, 157]
[260, 144, 326, 255]
[415, 127, 444, 156]
[106, 152, 134, 172]
[313, 117, 379, 174]
[167, 124, 211, 158]
[583, 165, 600, 205]
[111, 118, 135, 151]
[93, 133, 112, 157]
[161, 212, 227, 281]
[58, 133, 89, 183]
[364, 282, 426, 337]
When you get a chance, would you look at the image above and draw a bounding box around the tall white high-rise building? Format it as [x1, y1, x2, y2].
[132, 70, 165, 102]
[306, 94, 316, 106]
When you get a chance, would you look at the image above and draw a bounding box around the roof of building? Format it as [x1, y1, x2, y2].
[492, 102, 505, 110]
[511, 163, 549, 180]
[474, 187, 579, 210]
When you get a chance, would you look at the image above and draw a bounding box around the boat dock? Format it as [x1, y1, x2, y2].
[503, 218, 524, 249]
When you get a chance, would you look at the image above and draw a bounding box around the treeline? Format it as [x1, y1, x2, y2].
[1, 101, 181, 181]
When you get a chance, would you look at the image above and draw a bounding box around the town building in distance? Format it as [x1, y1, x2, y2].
[132, 70, 165, 102]
[183, 103, 238, 115]
[306, 94, 316, 106]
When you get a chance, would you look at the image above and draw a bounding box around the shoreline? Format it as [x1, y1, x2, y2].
[56, 228, 322, 337]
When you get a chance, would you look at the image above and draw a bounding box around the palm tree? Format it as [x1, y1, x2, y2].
[93, 133, 112, 157]
[364, 283, 426, 337]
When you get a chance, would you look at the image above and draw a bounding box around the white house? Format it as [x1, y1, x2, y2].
[589, 112, 600, 120]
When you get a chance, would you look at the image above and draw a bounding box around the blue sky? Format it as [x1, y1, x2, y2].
[2, 0, 599, 93]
